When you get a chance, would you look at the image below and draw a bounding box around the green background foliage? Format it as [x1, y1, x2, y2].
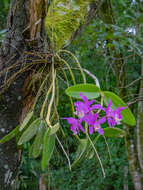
[1, 0, 143, 189]
[0, 0, 10, 44]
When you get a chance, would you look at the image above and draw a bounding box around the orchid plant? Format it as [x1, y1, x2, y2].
[0, 72, 136, 178]
[0, 1, 137, 188]
[64, 92, 127, 136]
[64, 83, 136, 176]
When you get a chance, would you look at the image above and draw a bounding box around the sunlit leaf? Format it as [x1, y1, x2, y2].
[65, 84, 101, 99]
[103, 91, 136, 126]
[19, 111, 34, 131]
[87, 150, 94, 159]
[30, 120, 47, 158]
[103, 127, 126, 138]
[72, 138, 88, 168]
[41, 129, 55, 171]
[49, 123, 60, 135]
[18, 118, 41, 145]
[0, 125, 20, 144]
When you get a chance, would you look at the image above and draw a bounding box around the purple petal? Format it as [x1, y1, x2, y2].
[70, 125, 77, 134]
[98, 117, 106, 124]
[74, 101, 89, 114]
[108, 117, 116, 127]
[74, 101, 84, 110]
[107, 99, 112, 109]
[89, 126, 94, 134]
[74, 101, 84, 107]
[107, 117, 113, 127]
[94, 113, 99, 120]
[79, 123, 85, 133]
[76, 127, 80, 135]
[84, 115, 90, 124]
[80, 92, 88, 103]
[63, 117, 77, 124]
[91, 104, 104, 110]
[89, 99, 95, 105]
[116, 112, 122, 120]
[80, 92, 94, 106]
[63, 117, 84, 135]
[97, 128, 104, 135]
[84, 112, 94, 125]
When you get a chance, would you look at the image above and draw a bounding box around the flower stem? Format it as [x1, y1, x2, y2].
[86, 132, 106, 178]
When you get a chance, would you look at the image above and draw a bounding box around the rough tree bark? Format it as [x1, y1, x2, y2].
[0, 0, 29, 189]
[0, 0, 101, 189]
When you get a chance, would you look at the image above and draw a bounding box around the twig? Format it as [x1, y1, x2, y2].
[83, 68, 100, 87]
[62, 67, 100, 87]
[103, 135, 111, 160]
[119, 77, 142, 89]
[87, 133, 106, 178]
[128, 96, 143, 105]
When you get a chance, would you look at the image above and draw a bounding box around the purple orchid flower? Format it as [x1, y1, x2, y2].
[103, 99, 127, 127]
[74, 101, 88, 118]
[63, 117, 85, 135]
[74, 92, 104, 119]
[63, 93, 127, 136]
[102, 99, 116, 127]
[74, 93, 94, 118]
[84, 112, 105, 135]
[113, 106, 127, 124]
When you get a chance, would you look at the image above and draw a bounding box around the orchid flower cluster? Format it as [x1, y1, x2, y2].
[64, 93, 127, 135]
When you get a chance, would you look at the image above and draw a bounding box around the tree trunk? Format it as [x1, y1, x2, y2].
[0, 0, 29, 189]
[0, 0, 100, 189]
[137, 56, 143, 173]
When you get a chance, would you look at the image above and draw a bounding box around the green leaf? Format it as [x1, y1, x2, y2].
[103, 127, 126, 138]
[18, 118, 41, 145]
[30, 120, 47, 158]
[19, 111, 34, 131]
[49, 123, 60, 135]
[41, 129, 55, 171]
[0, 125, 20, 144]
[103, 91, 136, 126]
[87, 149, 94, 159]
[65, 84, 101, 99]
[72, 138, 88, 168]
